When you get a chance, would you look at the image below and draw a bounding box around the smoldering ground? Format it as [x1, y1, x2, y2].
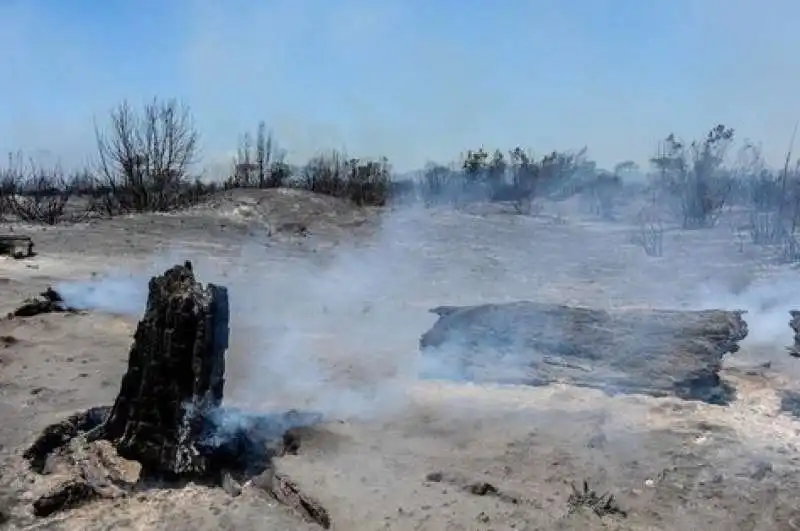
[36, 193, 800, 529]
[53, 198, 800, 414]
[53, 206, 434, 422]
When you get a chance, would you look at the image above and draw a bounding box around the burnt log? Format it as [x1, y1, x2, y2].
[788, 311, 800, 358]
[252, 468, 331, 529]
[0, 234, 33, 259]
[91, 260, 230, 477]
[419, 302, 748, 404]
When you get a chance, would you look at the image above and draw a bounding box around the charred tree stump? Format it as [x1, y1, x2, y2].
[91, 260, 230, 477]
[19, 262, 332, 527]
[419, 302, 749, 404]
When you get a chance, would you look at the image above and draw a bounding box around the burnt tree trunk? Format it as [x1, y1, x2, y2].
[95, 261, 230, 477]
[20, 262, 335, 526]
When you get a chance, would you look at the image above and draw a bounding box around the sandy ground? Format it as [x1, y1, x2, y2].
[2, 188, 800, 530]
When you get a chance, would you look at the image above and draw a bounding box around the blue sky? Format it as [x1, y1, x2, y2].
[1, 0, 799, 174]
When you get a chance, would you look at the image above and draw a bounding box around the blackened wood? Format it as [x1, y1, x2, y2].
[98, 261, 229, 476]
[419, 302, 748, 404]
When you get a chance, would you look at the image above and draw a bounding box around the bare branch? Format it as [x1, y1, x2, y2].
[94, 97, 201, 214]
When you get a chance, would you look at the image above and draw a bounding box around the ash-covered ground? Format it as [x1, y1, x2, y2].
[2, 188, 800, 530]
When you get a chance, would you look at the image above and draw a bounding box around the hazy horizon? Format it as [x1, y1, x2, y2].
[1, 0, 799, 174]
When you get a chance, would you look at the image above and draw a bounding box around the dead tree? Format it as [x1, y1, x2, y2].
[92, 261, 229, 477]
[94, 98, 199, 214]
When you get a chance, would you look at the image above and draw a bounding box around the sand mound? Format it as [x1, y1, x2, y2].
[196, 188, 372, 235]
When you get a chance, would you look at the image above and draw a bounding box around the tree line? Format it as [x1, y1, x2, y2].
[2, 97, 800, 241]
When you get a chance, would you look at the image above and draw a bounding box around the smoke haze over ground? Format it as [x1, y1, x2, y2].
[53, 195, 800, 422]
[2, 181, 800, 529]
[55, 207, 435, 421]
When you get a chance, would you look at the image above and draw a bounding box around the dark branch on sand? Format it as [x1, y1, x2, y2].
[12, 287, 79, 318]
[567, 480, 627, 519]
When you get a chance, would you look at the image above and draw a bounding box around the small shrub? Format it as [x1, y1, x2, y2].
[419, 163, 463, 206]
[387, 178, 417, 205]
[749, 210, 787, 245]
[651, 125, 735, 229]
[581, 172, 622, 220]
[634, 206, 664, 257]
[226, 121, 291, 190]
[782, 233, 800, 262]
[301, 151, 390, 206]
[567, 480, 627, 518]
[0, 154, 84, 225]
[344, 157, 391, 206]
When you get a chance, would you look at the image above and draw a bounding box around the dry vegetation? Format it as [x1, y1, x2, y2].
[4, 96, 800, 265]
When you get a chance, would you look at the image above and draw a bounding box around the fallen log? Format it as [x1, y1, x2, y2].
[419, 302, 748, 404]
